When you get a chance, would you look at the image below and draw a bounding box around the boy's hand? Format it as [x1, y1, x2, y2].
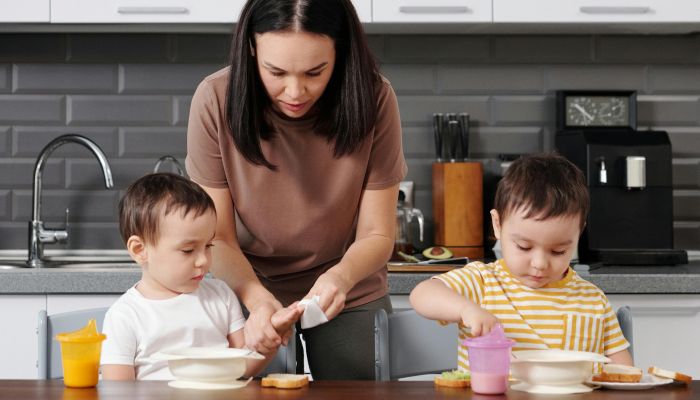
[460, 306, 500, 337]
[270, 302, 304, 346]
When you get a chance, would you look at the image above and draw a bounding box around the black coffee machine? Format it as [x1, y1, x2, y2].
[555, 90, 687, 265]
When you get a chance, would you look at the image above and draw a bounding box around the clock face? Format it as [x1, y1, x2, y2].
[565, 96, 630, 127]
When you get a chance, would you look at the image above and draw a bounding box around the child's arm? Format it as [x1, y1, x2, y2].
[228, 303, 303, 377]
[607, 349, 634, 366]
[410, 278, 500, 336]
[101, 365, 135, 380]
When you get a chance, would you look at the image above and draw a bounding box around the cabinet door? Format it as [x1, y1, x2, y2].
[0, 0, 49, 22]
[494, 0, 700, 23]
[608, 294, 700, 378]
[352, 0, 372, 23]
[0, 295, 46, 379]
[374, 0, 491, 23]
[51, 0, 245, 23]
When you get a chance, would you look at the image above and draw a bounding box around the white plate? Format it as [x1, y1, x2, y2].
[168, 377, 252, 390]
[511, 382, 594, 394]
[587, 374, 673, 390]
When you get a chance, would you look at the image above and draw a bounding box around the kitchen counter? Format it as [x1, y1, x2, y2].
[1, 262, 700, 294]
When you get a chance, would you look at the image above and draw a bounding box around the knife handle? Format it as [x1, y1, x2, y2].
[433, 113, 444, 162]
[458, 113, 470, 161]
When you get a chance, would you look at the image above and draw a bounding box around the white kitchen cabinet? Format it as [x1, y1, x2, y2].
[373, 0, 492, 23]
[352, 0, 372, 23]
[51, 0, 245, 23]
[0, 295, 45, 379]
[46, 294, 120, 315]
[0, 0, 50, 22]
[608, 294, 700, 378]
[494, 0, 700, 23]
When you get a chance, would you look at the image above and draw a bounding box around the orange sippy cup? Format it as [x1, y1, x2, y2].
[55, 319, 106, 388]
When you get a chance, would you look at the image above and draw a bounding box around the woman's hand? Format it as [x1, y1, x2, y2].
[244, 301, 283, 355]
[304, 269, 352, 320]
[460, 305, 500, 337]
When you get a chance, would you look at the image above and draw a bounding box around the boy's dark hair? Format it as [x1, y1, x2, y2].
[227, 0, 380, 170]
[494, 153, 589, 230]
[119, 173, 216, 245]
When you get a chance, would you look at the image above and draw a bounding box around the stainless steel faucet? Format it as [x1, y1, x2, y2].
[27, 134, 114, 267]
[153, 155, 185, 176]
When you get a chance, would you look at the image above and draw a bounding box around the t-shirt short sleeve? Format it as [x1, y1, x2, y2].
[208, 279, 246, 334]
[364, 80, 407, 190]
[100, 305, 138, 366]
[433, 263, 487, 306]
[601, 297, 631, 355]
[185, 77, 229, 188]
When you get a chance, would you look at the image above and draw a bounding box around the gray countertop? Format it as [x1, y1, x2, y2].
[1, 262, 700, 295]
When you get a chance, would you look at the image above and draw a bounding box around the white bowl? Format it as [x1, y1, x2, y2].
[154, 347, 264, 383]
[511, 349, 610, 387]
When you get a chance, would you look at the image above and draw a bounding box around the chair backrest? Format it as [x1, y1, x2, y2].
[374, 309, 457, 380]
[37, 307, 109, 379]
[616, 306, 634, 361]
[38, 308, 296, 379]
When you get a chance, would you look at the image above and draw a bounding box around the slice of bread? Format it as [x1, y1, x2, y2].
[261, 374, 309, 389]
[592, 364, 642, 383]
[648, 366, 692, 384]
[434, 370, 471, 388]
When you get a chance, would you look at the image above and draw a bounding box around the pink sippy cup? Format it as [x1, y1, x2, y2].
[462, 324, 515, 395]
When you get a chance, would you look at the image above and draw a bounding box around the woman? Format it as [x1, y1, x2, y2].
[186, 0, 406, 379]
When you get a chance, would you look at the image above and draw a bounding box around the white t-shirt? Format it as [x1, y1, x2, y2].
[100, 278, 246, 380]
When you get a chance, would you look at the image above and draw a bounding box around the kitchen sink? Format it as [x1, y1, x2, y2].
[0, 249, 138, 270]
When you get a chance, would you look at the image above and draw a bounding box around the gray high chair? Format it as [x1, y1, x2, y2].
[374, 309, 457, 380]
[616, 306, 634, 360]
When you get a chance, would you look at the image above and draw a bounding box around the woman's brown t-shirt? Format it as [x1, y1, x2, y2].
[186, 67, 407, 308]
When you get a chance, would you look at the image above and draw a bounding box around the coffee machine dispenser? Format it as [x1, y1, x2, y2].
[555, 90, 687, 265]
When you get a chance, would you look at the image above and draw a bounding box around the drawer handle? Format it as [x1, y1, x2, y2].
[631, 306, 700, 317]
[398, 6, 471, 14]
[579, 6, 651, 15]
[117, 7, 190, 15]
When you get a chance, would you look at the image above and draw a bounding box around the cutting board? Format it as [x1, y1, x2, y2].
[387, 263, 461, 273]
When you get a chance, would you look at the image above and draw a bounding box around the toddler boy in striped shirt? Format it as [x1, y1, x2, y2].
[410, 153, 633, 370]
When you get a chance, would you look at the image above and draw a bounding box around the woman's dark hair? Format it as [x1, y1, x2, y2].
[119, 173, 216, 245]
[227, 0, 380, 169]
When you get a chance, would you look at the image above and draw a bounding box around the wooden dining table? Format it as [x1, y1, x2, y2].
[0, 380, 696, 400]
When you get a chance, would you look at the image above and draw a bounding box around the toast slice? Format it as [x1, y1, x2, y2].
[434, 370, 471, 388]
[261, 374, 309, 389]
[648, 366, 692, 384]
[592, 364, 642, 383]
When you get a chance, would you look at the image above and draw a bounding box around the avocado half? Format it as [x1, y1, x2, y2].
[422, 246, 453, 260]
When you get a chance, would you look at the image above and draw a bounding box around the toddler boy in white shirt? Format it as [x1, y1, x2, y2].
[101, 173, 302, 380]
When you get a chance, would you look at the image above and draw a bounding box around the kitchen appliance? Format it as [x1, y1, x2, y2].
[391, 191, 424, 261]
[431, 113, 484, 259]
[555, 90, 687, 265]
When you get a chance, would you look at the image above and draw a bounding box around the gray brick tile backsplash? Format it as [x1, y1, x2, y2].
[439, 66, 543, 94]
[0, 95, 64, 124]
[0, 65, 9, 93]
[12, 127, 117, 157]
[67, 95, 172, 125]
[0, 33, 700, 249]
[493, 36, 593, 64]
[384, 35, 490, 63]
[544, 66, 646, 91]
[397, 95, 490, 125]
[649, 66, 700, 93]
[637, 96, 700, 126]
[119, 64, 220, 94]
[381, 65, 435, 94]
[596, 36, 700, 64]
[491, 95, 552, 126]
[14, 64, 117, 94]
[0, 160, 62, 189]
[119, 127, 186, 157]
[12, 190, 119, 221]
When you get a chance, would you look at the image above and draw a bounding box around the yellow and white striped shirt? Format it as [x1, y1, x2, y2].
[434, 260, 630, 371]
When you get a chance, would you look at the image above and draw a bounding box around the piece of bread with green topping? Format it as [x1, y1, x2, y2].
[434, 370, 471, 388]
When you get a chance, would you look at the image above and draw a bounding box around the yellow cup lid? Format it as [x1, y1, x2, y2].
[55, 319, 107, 343]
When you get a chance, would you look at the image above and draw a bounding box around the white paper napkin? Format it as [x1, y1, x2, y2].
[299, 295, 329, 329]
